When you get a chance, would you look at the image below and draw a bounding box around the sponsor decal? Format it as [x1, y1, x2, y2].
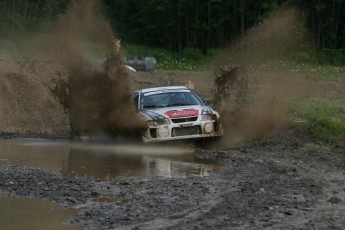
[165, 109, 199, 118]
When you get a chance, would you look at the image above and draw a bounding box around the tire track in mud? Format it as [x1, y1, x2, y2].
[119, 196, 226, 230]
[264, 151, 345, 229]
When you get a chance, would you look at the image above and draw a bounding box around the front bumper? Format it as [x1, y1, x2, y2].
[142, 120, 223, 143]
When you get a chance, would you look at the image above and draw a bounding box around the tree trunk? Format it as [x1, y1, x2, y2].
[240, 0, 245, 36]
[203, 0, 211, 55]
[11, 0, 16, 32]
[24, 0, 29, 20]
[35, 0, 42, 22]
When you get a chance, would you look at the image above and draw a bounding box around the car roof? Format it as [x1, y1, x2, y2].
[137, 86, 189, 94]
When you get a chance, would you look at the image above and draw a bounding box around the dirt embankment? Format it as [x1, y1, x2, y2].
[0, 59, 70, 136]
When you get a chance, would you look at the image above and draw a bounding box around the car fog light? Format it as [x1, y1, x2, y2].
[157, 127, 169, 138]
[204, 123, 213, 133]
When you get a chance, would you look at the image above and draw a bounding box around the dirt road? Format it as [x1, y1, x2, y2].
[0, 129, 344, 229]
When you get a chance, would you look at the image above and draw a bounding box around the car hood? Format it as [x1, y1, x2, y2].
[139, 105, 218, 120]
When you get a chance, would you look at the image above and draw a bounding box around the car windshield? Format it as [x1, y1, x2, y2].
[140, 90, 203, 110]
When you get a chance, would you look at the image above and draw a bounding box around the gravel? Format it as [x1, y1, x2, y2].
[1, 129, 345, 229]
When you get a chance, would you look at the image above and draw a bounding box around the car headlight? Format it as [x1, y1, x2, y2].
[200, 115, 212, 121]
[146, 120, 155, 126]
[155, 118, 170, 125]
[147, 119, 170, 126]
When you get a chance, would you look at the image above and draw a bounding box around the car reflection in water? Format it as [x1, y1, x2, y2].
[64, 149, 219, 178]
[142, 156, 215, 178]
[0, 140, 220, 179]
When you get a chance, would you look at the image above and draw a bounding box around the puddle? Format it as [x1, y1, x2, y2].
[0, 194, 79, 230]
[0, 139, 221, 178]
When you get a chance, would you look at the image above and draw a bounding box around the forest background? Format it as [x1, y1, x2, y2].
[0, 0, 343, 57]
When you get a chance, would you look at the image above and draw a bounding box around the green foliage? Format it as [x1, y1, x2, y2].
[294, 100, 345, 142]
[295, 0, 344, 49]
[294, 52, 318, 64]
[295, 50, 345, 66]
[315, 50, 345, 66]
[0, 0, 69, 38]
[180, 48, 204, 62]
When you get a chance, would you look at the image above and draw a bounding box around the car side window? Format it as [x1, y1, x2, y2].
[133, 93, 139, 110]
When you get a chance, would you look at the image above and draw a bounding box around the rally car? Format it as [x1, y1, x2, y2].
[133, 86, 223, 143]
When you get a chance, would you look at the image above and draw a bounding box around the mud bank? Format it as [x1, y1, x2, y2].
[0, 59, 70, 135]
[0, 129, 344, 229]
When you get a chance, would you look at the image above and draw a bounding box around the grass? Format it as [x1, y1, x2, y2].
[250, 62, 345, 81]
[122, 43, 217, 71]
[246, 53, 344, 143]
[291, 99, 345, 143]
[122, 44, 345, 80]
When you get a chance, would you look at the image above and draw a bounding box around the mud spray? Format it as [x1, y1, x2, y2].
[0, 0, 145, 138]
[1, 2, 308, 146]
[214, 7, 306, 146]
[45, 0, 145, 138]
[48, 2, 306, 143]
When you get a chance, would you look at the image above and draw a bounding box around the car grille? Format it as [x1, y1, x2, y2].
[171, 116, 198, 123]
[172, 126, 201, 137]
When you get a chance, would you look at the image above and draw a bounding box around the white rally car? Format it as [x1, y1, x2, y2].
[133, 86, 223, 143]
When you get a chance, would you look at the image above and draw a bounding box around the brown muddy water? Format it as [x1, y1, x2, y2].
[0, 138, 221, 230]
[0, 194, 80, 230]
[0, 139, 220, 178]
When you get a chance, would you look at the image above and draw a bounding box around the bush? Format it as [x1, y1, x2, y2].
[316, 50, 345, 66]
[180, 48, 203, 61]
[294, 51, 318, 64]
[294, 50, 345, 66]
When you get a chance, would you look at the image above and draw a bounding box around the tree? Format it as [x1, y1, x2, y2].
[0, 0, 69, 37]
[295, 0, 344, 49]
[1, 0, 343, 50]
